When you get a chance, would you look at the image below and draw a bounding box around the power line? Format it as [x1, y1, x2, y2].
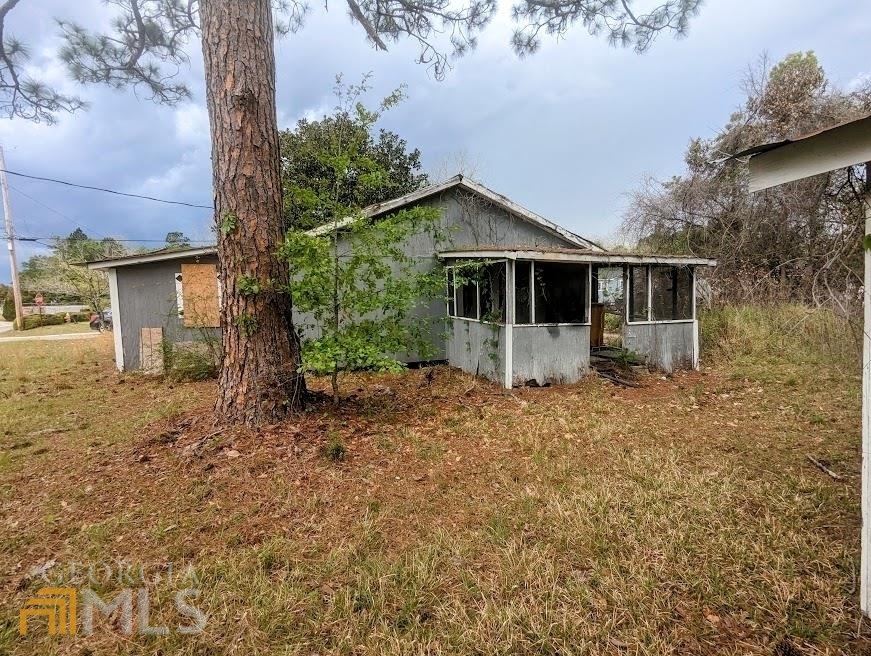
[0, 168, 214, 209]
[13, 236, 215, 244]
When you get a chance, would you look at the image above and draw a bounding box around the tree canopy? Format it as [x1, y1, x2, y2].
[624, 52, 871, 307]
[19, 230, 127, 310]
[164, 231, 192, 249]
[279, 77, 429, 230]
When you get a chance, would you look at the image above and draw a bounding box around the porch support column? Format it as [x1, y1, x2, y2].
[692, 267, 699, 370]
[862, 162, 871, 614]
[504, 259, 515, 390]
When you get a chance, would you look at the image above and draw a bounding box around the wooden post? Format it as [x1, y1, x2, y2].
[862, 162, 871, 615]
[0, 145, 25, 330]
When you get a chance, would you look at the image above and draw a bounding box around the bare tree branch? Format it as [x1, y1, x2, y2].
[0, 0, 86, 122]
[0, 0, 703, 122]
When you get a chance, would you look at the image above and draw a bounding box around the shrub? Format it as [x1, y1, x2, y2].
[323, 434, 346, 462]
[22, 313, 67, 330]
[603, 312, 622, 332]
[163, 340, 219, 382]
[2, 296, 13, 321]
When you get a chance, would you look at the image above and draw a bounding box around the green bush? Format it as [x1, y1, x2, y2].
[603, 312, 622, 332]
[22, 313, 67, 329]
[323, 434, 347, 462]
[2, 296, 13, 321]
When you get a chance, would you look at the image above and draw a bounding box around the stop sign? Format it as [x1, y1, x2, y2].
[34, 293, 44, 306]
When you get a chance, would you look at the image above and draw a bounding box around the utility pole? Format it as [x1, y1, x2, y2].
[0, 145, 24, 330]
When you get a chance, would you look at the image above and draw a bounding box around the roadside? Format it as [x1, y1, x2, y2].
[0, 322, 96, 340]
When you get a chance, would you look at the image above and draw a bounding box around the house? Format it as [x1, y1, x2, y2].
[87, 175, 715, 386]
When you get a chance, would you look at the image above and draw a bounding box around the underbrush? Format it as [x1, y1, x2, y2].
[700, 304, 861, 372]
[163, 339, 219, 381]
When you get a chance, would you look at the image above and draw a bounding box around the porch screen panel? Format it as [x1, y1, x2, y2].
[533, 262, 587, 323]
[651, 266, 693, 320]
[456, 270, 478, 319]
[446, 268, 456, 316]
[478, 262, 506, 323]
[675, 267, 693, 319]
[595, 266, 624, 313]
[628, 266, 649, 322]
[515, 261, 531, 324]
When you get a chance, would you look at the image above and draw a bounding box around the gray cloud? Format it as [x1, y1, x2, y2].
[2, 0, 870, 282]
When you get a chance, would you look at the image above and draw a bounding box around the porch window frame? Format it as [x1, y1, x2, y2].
[445, 259, 508, 325]
[518, 259, 591, 327]
[624, 264, 696, 325]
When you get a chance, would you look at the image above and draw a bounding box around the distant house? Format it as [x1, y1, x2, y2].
[87, 175, 715, 387]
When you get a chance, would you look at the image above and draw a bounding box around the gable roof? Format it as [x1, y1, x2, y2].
[87, 175, 603, 269]
[309, 175, 603, 251]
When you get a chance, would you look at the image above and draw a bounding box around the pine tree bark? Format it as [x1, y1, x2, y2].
[200, 0, 305, 424]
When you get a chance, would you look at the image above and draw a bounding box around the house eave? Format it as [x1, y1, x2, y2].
[439, 248, 716, 267]
[86, 246, 217, 270]
[730, 113, 871, 192]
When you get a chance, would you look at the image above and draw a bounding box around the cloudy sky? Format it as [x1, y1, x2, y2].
[1, 0, 870, 282]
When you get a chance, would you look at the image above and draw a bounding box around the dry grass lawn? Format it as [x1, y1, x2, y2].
[0, 333, 866, 655]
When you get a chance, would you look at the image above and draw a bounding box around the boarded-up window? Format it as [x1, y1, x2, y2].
[181, 263, 220, 327]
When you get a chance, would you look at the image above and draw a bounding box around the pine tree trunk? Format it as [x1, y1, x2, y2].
[200, 0, 305, 424]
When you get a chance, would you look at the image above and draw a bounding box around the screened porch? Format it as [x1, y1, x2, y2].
[440, 248, 716, 388]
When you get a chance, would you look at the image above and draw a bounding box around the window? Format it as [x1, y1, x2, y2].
[447, 261, 507, 323]
[478, 262, 506, 323]
[174, 272, 184, 319]
[533, 262, 587, 324]
[628, 266, 649, 322]
[515, 261, 531, 324]
[651, 266, 693, 320]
